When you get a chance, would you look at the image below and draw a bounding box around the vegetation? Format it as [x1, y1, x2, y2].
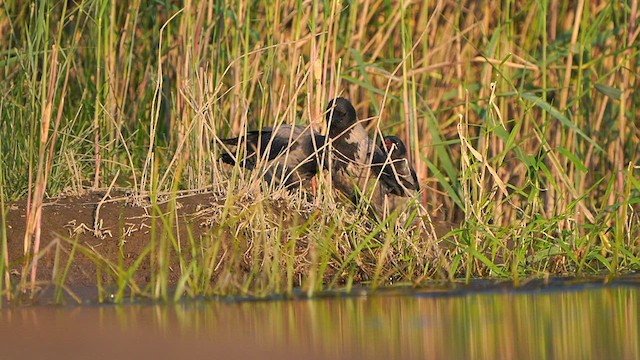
[0, 0, 638, 302]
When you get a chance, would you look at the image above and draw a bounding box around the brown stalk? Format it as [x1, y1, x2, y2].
[1, 191, 8, 301]
[93, 41, 102, 190]
[22, 44, 65, 293]
[547, 0, 584, 218]
[558, 0, 585, 109]
[617, 0, 638, 223]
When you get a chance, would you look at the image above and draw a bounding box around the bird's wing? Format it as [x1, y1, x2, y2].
[368, 144, 405, 196]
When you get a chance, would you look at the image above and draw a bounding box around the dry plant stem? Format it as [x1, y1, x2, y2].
[1, 172, 8, 300]
[141, 9, 183, 194]
[616, 0, 638, 220]
[93, 55, 101, 189]
[30, 49, 70, 290]
[558, 0, 584, 110]
[94, 171, 120, 238]
[546, 0, 583, 218]
[22, 44, 62, 293]
[2, 250, 7, 301]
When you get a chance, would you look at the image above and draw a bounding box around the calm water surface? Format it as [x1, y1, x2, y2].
[1, 285, 638, 359]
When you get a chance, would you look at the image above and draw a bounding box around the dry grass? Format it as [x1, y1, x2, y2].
[0, 0, 638, 302]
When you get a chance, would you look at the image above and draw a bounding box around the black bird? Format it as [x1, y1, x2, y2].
[325, 97, 405, 214]
[380, 135, 422, 215]
[381, 135, 420, 195]
[220, 125, 326, 189]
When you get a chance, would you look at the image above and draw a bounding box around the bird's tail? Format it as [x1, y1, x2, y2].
[218, 132, 263, 169]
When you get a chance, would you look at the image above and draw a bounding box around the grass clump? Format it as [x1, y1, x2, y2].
[0, 0, 638, 303]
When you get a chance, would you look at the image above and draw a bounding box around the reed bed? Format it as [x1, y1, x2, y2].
[0, 0, 638, 302]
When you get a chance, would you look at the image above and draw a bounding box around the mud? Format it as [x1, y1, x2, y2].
[3, 189, 458, 303]
[4, 191, 222, 289]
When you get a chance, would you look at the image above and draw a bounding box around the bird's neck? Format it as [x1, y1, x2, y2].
[344, 125, 368, 144]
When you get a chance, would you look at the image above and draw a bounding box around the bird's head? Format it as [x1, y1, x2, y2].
[382, 135, 408, 158]
[325, 97, 357, 138]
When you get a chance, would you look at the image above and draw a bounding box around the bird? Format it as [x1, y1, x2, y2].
[324, 97, 405, 216]
[219, 125, 326, 189]
[380, 135, 422, 215]
[381, 135, 420, 195]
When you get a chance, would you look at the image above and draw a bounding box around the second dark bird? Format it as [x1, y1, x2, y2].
[324, 97, 406, 215]
[380, 135, 421, 215]
[381, 135, 420, 195]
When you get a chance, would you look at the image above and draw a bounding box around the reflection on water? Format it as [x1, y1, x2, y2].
[1, 286, 638, 359]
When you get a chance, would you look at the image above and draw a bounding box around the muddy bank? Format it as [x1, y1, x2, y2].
[4, 191, 225, 289]
[3, 189, 453, 303]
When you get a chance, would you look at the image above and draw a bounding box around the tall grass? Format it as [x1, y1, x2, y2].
[0, 0, 638, 302]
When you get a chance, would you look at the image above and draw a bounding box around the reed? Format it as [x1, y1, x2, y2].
[0, 0, 637, 302]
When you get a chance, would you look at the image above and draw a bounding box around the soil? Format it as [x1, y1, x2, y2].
[4, 190, 222, 290]
[3, 189, 457, 302]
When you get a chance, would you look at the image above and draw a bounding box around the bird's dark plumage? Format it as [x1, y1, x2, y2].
[382, 135, 420, 194]
[220, 125, 325, 189]
[379, 135, 422, 216]
[325, 98, 405, 215]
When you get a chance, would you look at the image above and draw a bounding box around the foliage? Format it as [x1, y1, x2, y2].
[0, 0, 638, 302]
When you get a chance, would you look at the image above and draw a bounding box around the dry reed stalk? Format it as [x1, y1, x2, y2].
[1, 193, 8, 300]
[22, 44, 61, 292]
[618, 0, 638, 226]
[1, 1, 638, 295]
[141, 9, 183, 195]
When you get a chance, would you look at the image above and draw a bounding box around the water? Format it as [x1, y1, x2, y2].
[1, 284, 638, 359]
